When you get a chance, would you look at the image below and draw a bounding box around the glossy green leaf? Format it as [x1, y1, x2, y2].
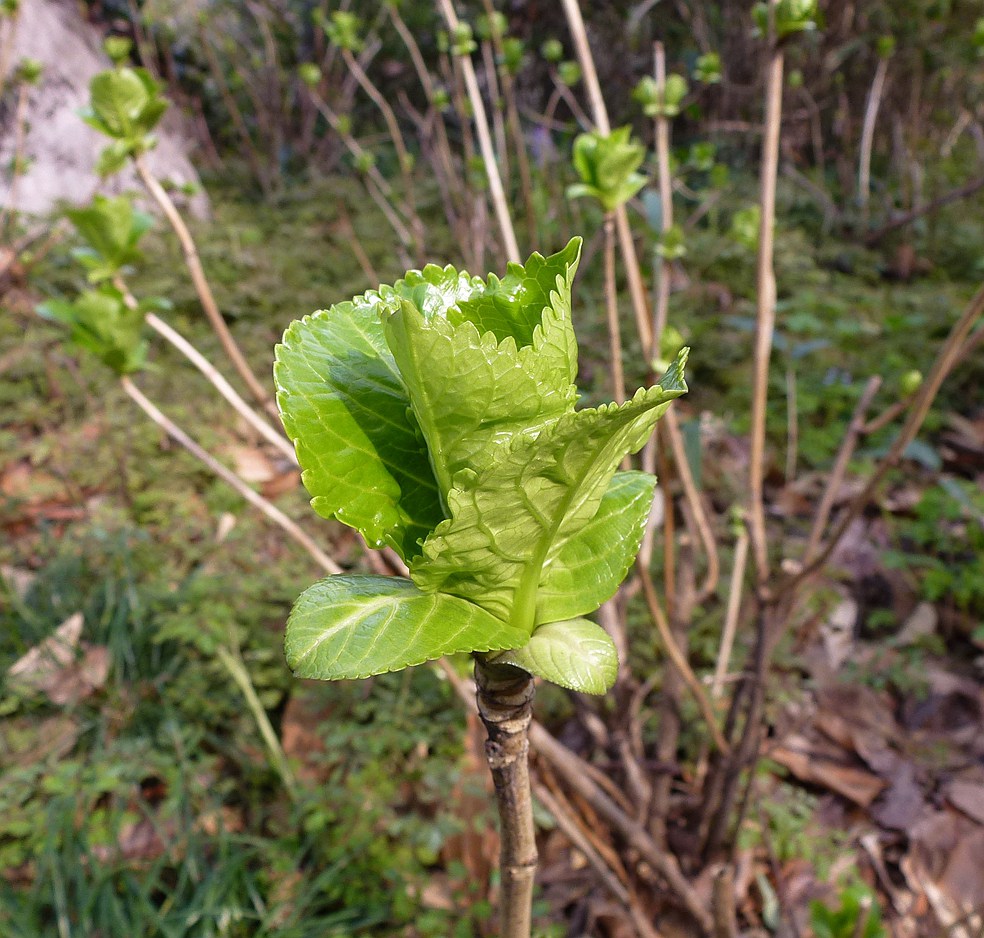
[381, 242, 580, 499]
[285, 575, 529, 681]
[536, 471, 656, 623]
[274, 300, 443, 561]
[494, 618, 618, 694]
[451, 238, 581, 347]
[411, 351, 688, 630]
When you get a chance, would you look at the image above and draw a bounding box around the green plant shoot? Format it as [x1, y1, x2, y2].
[567, 128, 648, 213]
[274, 239, 687, 694]
[65, 195, 153, 284]
[37, 285, 158, 375]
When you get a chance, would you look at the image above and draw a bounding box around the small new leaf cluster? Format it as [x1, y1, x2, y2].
[633, 73, 689, 118]
[567, 128, 648, 214]
[82, 67, 169, 176]
[66, 195, 153, 284]
[38, 196, 162, 375]
[322, 11, 363, 53]
[38, 285, 151, 375]
[752, 0, 820, 41]
[693, 51, 722, 84]
[275, 240, 687, 694]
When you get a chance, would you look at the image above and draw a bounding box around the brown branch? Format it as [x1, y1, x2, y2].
[133, 156, 278, 421]
[802, 376, 881, 564]
[638, 562, 730, 755]
[603, 214, 626, 403]
[780, 281, 984, 596]
[529, 721, 714, 936]
[864, 175, 984, 245]
[747, 37, 784, 582]
[120, 376, 339, 575]
[475, 659, 537, 938]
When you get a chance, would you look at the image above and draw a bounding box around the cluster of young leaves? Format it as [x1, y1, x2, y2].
[567, 128, 648, 214]
[320, 11, 363, 53]
[633, 74, 689, 118]
[752, 0, 820, 41]
[275, 239, 687, 695]
[693, 51, 722, 84]
[37, 196, 161, 375]
[65, 195, 153, 284]
[81, 66, 169, 176]
[37, 285, 155, 375]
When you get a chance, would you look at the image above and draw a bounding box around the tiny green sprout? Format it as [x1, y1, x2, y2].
[65, 194, 153, 284]
[297, 62, 322, 88]
[693, 51, 722, 84]
[436, 29, 450, 55]
[335, 113, 352, 136]
[900, 370, 923, 396]
[730, 205, 761, 251]
[103, 36, 133, 65]
[500, 36, 525, 75]
[37, 285, 149, 375]
[541, 38, 564, 63]
[431, 86, 450, 110]
[354, 151, 376, 174]
[656, 224, 687, 261]
[274, 239, 687, 693]
[876, 35, 896, 59]
[752, 0, 820, 41]
[787, 68, 804, 89]
[451, 21, 476, 57]
[476, 11, 507, 42]
[567, 127, 648, 214]
[0, 0, 20, 17]
[633, 73, 689, 118]
[557, 59, 581, 87]
[687, 141, 716, 172]
[324, 11, 363, 53]
[16, 57, 42, 84]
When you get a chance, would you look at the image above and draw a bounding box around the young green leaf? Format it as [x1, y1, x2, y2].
[285, 575, 529, 681]
[493, 618, 618, 695]
[535, 471, 656, 623]
[274, 299, 443, 562]
[381, 240, 581, 499]
[568, 128, 648, 213]
[411, 351, 688, 631]
[82, 67, 168, 142]
[66, 195, 153, 282]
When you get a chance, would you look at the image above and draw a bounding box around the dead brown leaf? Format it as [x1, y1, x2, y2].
[769, 735, 886, 807]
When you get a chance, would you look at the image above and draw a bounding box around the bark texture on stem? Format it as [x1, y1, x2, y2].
[474, 658, 536, 938]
